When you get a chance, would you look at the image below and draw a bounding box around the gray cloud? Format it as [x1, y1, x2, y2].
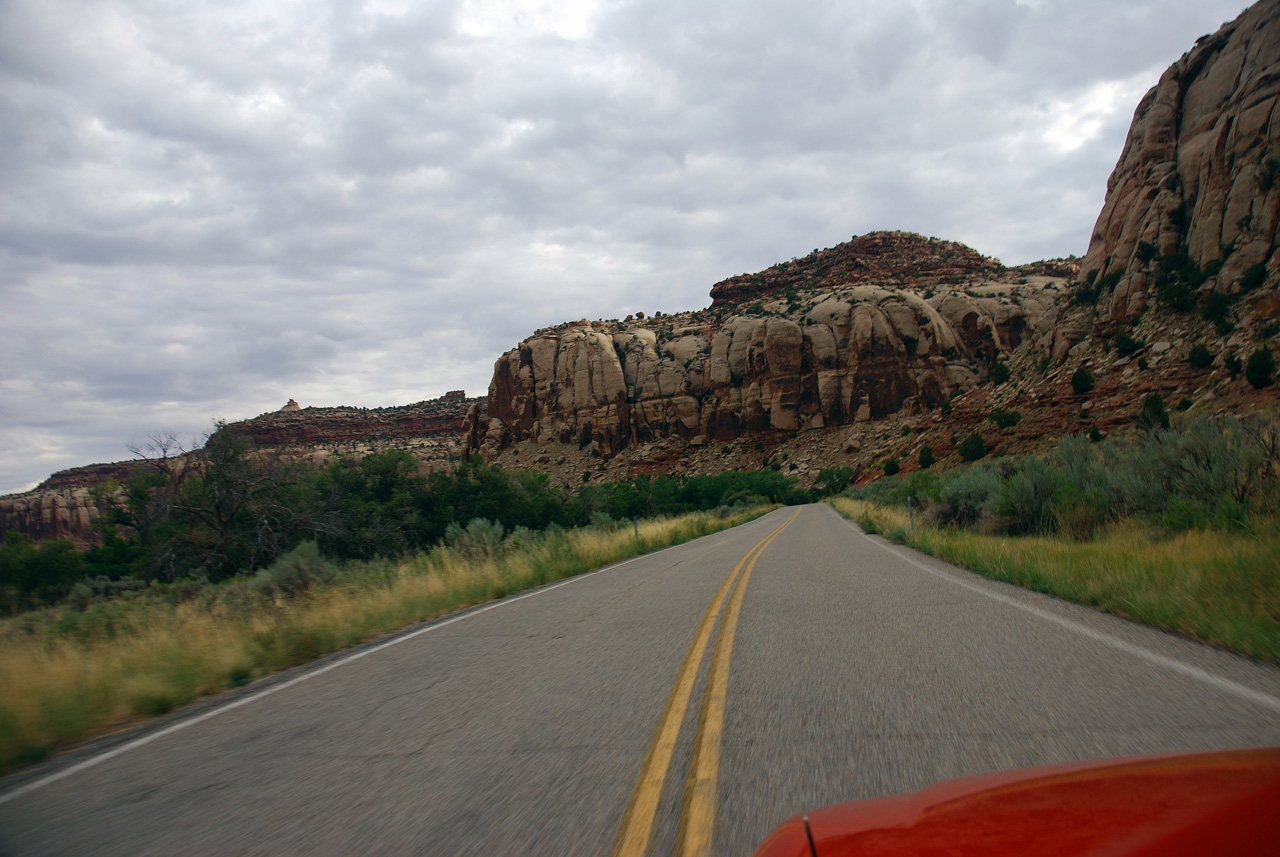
[0, 0, 1247, 492]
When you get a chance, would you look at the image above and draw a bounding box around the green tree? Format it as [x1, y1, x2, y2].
[958, 433, 987, 462]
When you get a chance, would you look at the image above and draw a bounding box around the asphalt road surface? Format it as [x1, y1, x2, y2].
[2, 504, 1279, 856]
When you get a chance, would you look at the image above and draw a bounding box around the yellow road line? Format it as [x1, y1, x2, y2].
[676, 512, 798, 857]
[610, 514, 796, 857]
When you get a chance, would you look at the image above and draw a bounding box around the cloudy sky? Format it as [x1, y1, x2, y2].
[0, 0, 1247, 493]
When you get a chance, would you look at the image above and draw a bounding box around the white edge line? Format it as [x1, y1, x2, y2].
[838, 512, 1280, 716]
[0, 527, 738, 807]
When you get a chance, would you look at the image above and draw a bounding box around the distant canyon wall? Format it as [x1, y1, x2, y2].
[0, 397, 477, 546]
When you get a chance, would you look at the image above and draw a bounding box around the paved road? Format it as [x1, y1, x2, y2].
[2, 504, 1278, 856]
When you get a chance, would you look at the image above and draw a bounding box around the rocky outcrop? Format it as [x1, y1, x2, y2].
[226, 397, 477, 450]
[1084, 0, 1280, 319]
[0, 466, 130, 548]
[467, 234, 1067, 458]
[709, 232, 1006, 307]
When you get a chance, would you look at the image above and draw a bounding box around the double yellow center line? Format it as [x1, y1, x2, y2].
[611, 512, 799, 857]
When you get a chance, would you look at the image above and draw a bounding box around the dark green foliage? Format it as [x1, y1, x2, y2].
[1138, 393, 1171, 432]
[883, 458, 900, 476]
[1136, 241, 1158, 264]
[1088, 425, 1103, 443]
[1154, 247, 1205, 313]
[1114, 331, 1144, 358]
[958, 433, 987, 462]
[1072, 269, 1120, 306]
[1177, 399, 1194, 412]
[990, 409, 1022, 429]
[918, 445, 935, 469]
[1246, 347, 1276, 389]
[991, 362, 1011, 385]
[1188, 344, 1215, 369]
[1071, 367, 1094, 395]
[1037, 355, 1052, 375]
[1240, 262, 1268, 293]
[1200, 291, 1236, 334]
[0, 533, 86, 612]
[940, 399, 953, 417]
[3, 450, 813, 614]
[816, 467, 854, 494]
[1226, 353, 1243, 378]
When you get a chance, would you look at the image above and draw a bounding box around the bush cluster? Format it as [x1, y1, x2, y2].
[1, 427, 814, 613]
[845, 415, 1280, 540]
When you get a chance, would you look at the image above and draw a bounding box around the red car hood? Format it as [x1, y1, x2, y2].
[753, 747, 1280, 857]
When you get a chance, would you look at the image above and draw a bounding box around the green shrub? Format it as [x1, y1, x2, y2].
[1188, 344, 1214, 369]
[958, 432, 987, 462]
[249, 542, 335, 597]
[1071, 367, 1094, 395]
[444, 518, 506, 560]
[918, 445, 935, 469]
[1138, 393, 1171, 432]
[990, 409, 1022, 429]
[932, 465, 1001, 527]
[940, 399, 953, 417]
[991, 362, 1011, 385]
[883, 458, 900, 476]
[1239, 262, 1268, 292]
[1224, 355, 1242, 380]
[1200, 292, 1236, 335]
[1246, 347, 1276, 389]
[1136, 241, 1158, 264]
[998, 456, 1059, 534]
[1114, 331, 1144, 358]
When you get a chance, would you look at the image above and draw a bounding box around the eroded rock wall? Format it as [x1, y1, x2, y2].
[1084, 0, 1280, 319]
[469, 271, 1060, 458]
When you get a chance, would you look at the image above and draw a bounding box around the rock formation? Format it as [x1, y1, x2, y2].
[1083, 0, 1280, 320]
[465, 233, 1069, 458]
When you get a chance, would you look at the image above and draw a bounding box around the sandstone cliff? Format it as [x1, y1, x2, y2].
[1084, 0, 1280, 320]
[465, 232, 1071, 459]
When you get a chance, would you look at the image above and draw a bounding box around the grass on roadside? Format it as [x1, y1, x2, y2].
[830, 497, 1280, 666]
[0, 508, 770, 774]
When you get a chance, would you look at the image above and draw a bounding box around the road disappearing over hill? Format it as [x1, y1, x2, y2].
[3, 504, 1279, 856]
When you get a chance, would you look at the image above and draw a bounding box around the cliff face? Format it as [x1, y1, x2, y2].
[466, 233, 1069, 458]
[225, 396, 476, 452]
[1085, 0, 1280, 319]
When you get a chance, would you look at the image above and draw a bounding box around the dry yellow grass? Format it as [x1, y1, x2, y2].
[830, 497, 1280, 665]
[0, 509, 768, 772]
